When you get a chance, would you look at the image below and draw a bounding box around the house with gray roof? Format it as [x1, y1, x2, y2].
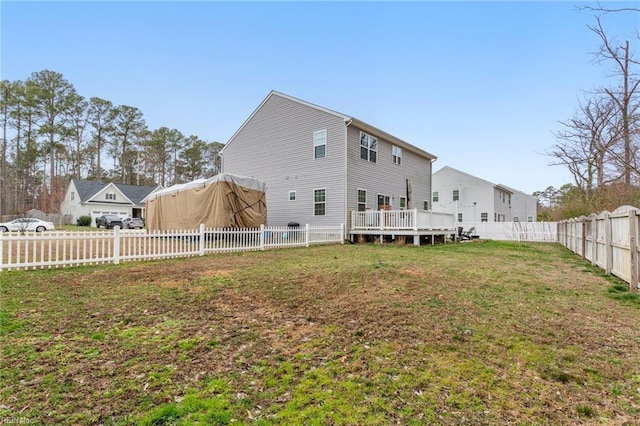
[221, 91, 438, 233]
[60, 179, 163, 227]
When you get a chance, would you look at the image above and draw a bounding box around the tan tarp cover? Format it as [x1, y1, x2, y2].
[145, 173, 267, 230]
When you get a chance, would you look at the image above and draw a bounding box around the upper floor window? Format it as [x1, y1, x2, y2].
[357, 189, 367, 212]
[399, 196, 406, 210]
[314, 130, 326, 159]
[289, 191, 296, 201]
[423, 201, 429, 210]
[360, 132, 377, 163]
[432, 191, 439, 202]
[527, 216, 533, 222]
[453, 190, 459, 201]
[106, 193, 116, 200]
[314, 189, 326, 216]
[71, 191, 75, 201]
[481, 212, 488, 222]
[392, 145, 402, 165]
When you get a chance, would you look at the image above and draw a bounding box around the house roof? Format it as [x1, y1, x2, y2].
[223, 90, 437, 161]
[72, 179, 161, 204]
[433, 166, 515, 194]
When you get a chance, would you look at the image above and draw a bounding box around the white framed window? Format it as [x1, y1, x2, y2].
[399, 196, 406, 209]
[71, 192, 75, 200]
[458, 213, 463, 222]
[289, 191, 296, 201]
[452, 190, 459, 201]
[314, 188, 326, 216]
[432, 191, 439, 202]
[392, 145, 402, 165]
[314, 130, 326, 159]
[513, 216, 520, 222]
[106, 193, 116, 200]
[377, 194, 390, 210]
[481, 212, 488, 222]
[357, 189, 367, 212]
[527, 216, 533, 222]
[423, 201, 429, 210]
[360, 132, 377, 163]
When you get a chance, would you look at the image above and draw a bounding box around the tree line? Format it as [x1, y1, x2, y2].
[0, 70, 223, 216]
[541, 6, 640, 219]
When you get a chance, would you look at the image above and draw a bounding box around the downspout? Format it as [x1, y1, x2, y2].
[344, 118, 352, 240]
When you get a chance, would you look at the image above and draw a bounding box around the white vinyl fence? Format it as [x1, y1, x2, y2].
[0, 223, 344, 271]
[458, 221, 558, 242]
[557, 206, 639, 291]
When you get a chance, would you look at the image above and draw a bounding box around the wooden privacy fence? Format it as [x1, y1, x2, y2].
[0, 223, 345, 271]
[557, 206, 639, 291]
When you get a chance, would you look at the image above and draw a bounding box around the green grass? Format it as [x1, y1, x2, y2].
[1, 241, 639, 425]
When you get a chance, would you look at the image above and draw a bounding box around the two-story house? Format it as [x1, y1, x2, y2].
[220, 91, 438, 233]
[61, 179, 162, 227]
[431, 166, 537, 225]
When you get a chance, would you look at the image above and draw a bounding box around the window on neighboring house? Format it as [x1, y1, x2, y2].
[399, 196, 406, 210]
[513, 216, 520, 222]
[106, 193, 116, 200]
[423, 201, 429, 210]
[481, 212, 488, 222]
[432, 191, 439, 202]
[314, 189, 326, 216]
[527, 216, 533, 222]
[71, 192, 75, 201]
[458, 213, 463, 222]
[508, 195, 511, 205]
[392, 145, 402, 165]
[314, 130, 326, 159]
[289, 191, 296, 201]
[357, 189, 367, 212]
[360, 132, 377, 163]
[494, 213, 497, 222]
[453, 190, 459, 201]
[377, 194, 390, 210]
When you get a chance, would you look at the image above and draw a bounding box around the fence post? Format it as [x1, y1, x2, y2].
[113, 226, 120, 265]
[199, 224, 205, 256]
[305, 224, 310, 247]
[341, 223, 345, 244]
[581, 220, 586, 260]
[604, 212, 612, 275]
[260, 224, 265, 251]
[0, 231, 3, 271]
[591, 215, 597, 266]
[629, 209, 638, 291]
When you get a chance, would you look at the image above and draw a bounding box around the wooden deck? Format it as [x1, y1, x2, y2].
[349, 209, 457, 246]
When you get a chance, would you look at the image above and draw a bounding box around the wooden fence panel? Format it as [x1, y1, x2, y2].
[558, 206, 639, 291]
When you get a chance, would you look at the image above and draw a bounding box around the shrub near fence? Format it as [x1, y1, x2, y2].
[558, 205, 639, 291]
[0, 224, 345, 271]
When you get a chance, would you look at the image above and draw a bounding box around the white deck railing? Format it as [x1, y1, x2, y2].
[351, 209, 456, 231]
[0, 224, 345, 271]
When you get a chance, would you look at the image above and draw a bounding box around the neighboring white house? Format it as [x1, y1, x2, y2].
[61, 179, 162, 226]
[431, 166, 538, 225]
[220, 91, 438, 232]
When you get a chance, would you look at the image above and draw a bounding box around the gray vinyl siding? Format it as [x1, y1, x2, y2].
[345, 125, 432, 215]
[223, 94, 346, 227]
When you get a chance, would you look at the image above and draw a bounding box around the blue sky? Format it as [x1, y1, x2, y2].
[2, 1, 638, 194]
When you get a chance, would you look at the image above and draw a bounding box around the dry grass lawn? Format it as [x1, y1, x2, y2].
[1, 241, 639, 425]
